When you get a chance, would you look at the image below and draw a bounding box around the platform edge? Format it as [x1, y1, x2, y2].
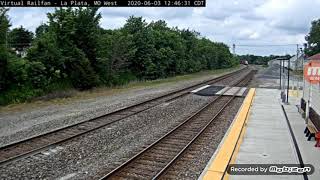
[201, 88, 256, 180]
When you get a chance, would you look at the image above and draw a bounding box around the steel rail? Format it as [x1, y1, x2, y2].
[99, 70, 254, 179]
[152, 72, 254, 179]
[0, 67, 248, 166]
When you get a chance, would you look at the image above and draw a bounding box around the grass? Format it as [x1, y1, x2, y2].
[128, 67, 240, 87]
[292, 70, 303, 76]
[0, 66, 240, 113]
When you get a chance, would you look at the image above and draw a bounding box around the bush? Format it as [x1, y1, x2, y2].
[1, 9, 239, 106]
[110, 71, 137, 86]
[0, 46, 8, 91]
[27, 61, 48, 88]
[67, 48, 99, 90]
[0, 86, 43, 105]
[6, 56, 29, 88]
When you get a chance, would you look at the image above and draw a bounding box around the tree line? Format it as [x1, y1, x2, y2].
[237, 54, 291, 65]
[0, 7, 238, 105]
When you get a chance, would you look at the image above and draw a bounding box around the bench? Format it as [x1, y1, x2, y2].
[304, 121, 318, 141]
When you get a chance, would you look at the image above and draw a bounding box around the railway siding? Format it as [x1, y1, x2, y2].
[0, 68, 249, 166]
[0, 67, 245, 147]
[0, 68, 253, 180]
[98, 70, 255, 179]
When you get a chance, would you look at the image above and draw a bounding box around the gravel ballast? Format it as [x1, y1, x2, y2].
[0, 67, 243, 147]
[159, 97, 245, 179]
[0, 94, 214, 179]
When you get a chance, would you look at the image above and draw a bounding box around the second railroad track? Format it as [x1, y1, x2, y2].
[97, 69, 255, 179]
[0, 67, 251, 166]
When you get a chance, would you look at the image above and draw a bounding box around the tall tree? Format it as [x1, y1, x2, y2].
[27, 32, 65, 76]
[8, 26, 34, 52]
[73, 8, 101, 69]
[46, 8, 99, 89]
[305, 19, 320, 56]
[97, 30, 136, 84]
[122, 16, 156, 79]
[0, 8, 10, 91]
[35, 23, 49, 38]
[180, 29, 201, 72]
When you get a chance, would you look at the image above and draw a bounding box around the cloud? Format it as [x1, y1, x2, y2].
[99, 7, 193, 19]
[256, 0, 320, 34]
[236, 29, 260, 40]
[6, 0, 320, 55]
[8, 8, 52, 31]
[202, 0, 265, 21]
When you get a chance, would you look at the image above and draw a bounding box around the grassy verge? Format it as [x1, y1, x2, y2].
[292, 70, 303, 76]
[128, 67, 240, 87]
[0, 66, 241, 113]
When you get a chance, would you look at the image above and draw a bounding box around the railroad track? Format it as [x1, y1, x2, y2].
[98, 70, 254, 179]
[158, 95, 243, 179]
[0, 67, 249, 166]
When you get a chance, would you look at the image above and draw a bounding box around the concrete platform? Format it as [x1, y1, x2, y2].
[201, 88, 320, 180]
[283, 97, 320, 179]
[230, 89, 301, 180]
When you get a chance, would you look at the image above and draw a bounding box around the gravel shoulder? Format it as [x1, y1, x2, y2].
[249, 63, 303, 89]
[0, 94, 212, 179]
[0, 67, 242, 147]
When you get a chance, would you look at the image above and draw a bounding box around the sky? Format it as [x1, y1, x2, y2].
[7, 0, 320, 56]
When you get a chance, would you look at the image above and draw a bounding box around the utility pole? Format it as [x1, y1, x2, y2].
[280, 59, 282, 89]
[296, 44, 299, 71]
[283, 58, 285, 73]
[302, 45, 306, 100]
[287, 57, 290, 104]
[295, 44, 299, 92]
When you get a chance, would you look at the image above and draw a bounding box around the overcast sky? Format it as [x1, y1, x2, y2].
[7, 0, 320, 56]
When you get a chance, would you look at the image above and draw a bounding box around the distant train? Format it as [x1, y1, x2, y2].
[240, 60, 249, 65]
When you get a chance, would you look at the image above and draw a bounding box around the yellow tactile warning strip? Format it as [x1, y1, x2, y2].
[223, 103, 253, 180]
[202, 88, 256, 180]
[288, 89, 301, 97]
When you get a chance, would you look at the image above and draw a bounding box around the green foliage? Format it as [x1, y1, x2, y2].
[1, 10, 237, 106]
[6, 55, 29, 87]
[97, 30, 136, 85]
[122, 16, 155, 78]
[27, 32, 64, 73]
[0, 8, 10, 91]
[73, 8, 101, 68]
[66, 48, 99, 90]
[46, 7, 99, 89]
[0, 85, 43, 105]
[305, 19, 320, 56]
[26, 61, 48, 88]
[5, 55, 47, 88]
[119, 17, 236, 80]
[0, 46, 7, 91]
[35, 23, 49, 38]
[237, 54, 282, 65]
[8, 26, 34, 52]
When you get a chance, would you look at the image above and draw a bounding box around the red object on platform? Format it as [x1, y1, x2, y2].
[315, 132, 320, 147]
